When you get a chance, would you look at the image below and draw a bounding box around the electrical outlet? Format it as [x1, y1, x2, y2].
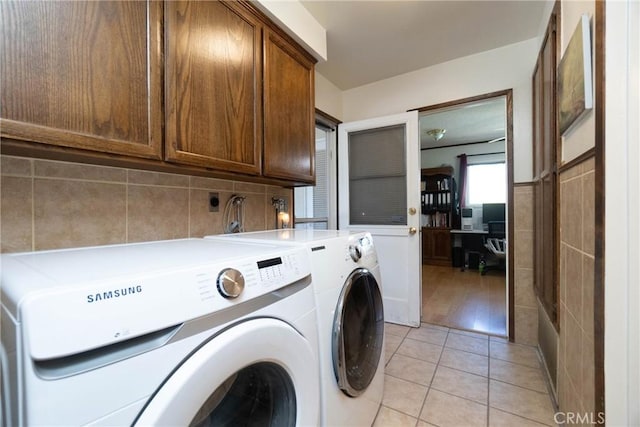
[209, 192, 220, 212]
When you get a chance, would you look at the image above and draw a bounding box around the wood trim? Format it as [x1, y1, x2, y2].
[505, 89, 515, 342]
[593, 0, 605, 417]
[558, 147, 596, 173]
[410, 89, 514, 114]
[513, 181, 535, 187]
[413, 89, 514, 340]
[315, 108, 342, 129]
[553, 0, 561, 330]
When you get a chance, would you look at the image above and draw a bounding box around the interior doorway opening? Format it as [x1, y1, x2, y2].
[416, 90, 514, 339]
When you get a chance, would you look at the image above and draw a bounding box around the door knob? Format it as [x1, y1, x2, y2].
[409, 227, 417, 235]
[408, 207, 417, 215]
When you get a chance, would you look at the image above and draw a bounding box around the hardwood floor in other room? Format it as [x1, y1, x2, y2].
[421, 264, 506, 336]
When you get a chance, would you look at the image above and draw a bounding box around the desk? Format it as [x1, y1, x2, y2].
[450, 229, 487, 269]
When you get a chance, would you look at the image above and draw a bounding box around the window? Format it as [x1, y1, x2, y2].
[294, 112, 338, 229]
[466, 163, 506, 205]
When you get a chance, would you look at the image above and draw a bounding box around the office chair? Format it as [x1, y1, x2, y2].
[481, 221, 506, 275]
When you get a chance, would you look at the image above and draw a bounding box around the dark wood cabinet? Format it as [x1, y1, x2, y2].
[164, 1, 262, 175]
[1, 0, 316, 186]
[422, 228, 452, 266]
[0, 1, 163, 159]
[263, 29, 315, 182]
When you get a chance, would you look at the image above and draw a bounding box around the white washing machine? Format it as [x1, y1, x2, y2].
[0, 239, 320, 426]
[206, 230, 385, 427]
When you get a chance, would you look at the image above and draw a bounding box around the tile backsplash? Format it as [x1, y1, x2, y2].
[0, 156, 292, 253]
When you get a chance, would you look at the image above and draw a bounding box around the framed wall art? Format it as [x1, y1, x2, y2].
[558, 14, 593, 135]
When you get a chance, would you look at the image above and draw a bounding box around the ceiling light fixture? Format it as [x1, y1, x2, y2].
[426, 128, 446, 142]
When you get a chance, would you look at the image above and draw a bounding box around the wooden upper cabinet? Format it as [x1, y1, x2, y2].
[263, 29, 315, 183]
[0, 1, 163, 159]
[2, 0, 316, 184]
[164, 1, 262, 175]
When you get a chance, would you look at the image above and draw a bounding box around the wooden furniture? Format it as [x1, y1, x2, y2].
[0, 1, 163, 160]
[164, 1, 262, 175]
[422, 227, 452, 266]
[421, 166, 457, 265]
[263, 29, 315, 182]
[0, 0, 316, 186]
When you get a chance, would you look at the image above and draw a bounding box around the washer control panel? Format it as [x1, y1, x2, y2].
[346, 233, 377, 264]
[14, 241, 310, 361]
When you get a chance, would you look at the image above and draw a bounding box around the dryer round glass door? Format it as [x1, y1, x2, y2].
[332, 268, 384, 397]
[133, 318, 319, 426]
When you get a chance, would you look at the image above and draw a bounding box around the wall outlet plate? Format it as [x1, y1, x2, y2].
[209, 192, 219, 212]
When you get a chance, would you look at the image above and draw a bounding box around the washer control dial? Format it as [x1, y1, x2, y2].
[349, 244, 363, 262]
[217, 268, 245, 298]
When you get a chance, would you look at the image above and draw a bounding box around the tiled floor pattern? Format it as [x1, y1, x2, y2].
[374, 322, 558, 427]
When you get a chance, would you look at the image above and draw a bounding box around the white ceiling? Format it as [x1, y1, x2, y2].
[300, 0, 548, 91]
[299, 1, 548, 149]
[419, 96, 506, 149]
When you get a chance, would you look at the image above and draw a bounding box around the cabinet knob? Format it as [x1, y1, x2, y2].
[409, 227, 417, 235]
[408, 207, 417, 215]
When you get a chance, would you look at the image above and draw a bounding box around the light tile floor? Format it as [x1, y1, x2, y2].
[373, 322, 558, 427]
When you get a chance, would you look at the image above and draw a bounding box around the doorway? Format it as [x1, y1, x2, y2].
[416, 90, 514, 338]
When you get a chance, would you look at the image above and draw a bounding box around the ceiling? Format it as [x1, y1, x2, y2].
[419, 96, 506, 149]
[299, 1, 547, 150]
[300, 1, 548, 91]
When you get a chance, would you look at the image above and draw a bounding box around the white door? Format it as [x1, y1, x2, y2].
[338, 111, 421, 327]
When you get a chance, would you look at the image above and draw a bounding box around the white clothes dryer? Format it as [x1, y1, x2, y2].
[206, 230, 385, 427]
[0, 239, 320, 426]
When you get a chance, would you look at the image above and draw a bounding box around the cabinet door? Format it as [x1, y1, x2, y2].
[263, 29, 315, 183]
[165, 1, 262, 175]
[0, 1, 162, 159]
[422, 228, 452, 265]
[431, 229, 452, 263]
[422, 229, 433, 263]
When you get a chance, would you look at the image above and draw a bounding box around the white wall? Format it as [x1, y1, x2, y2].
[560, 1, 596, 162]
[340, 39, 539, 183]
[315, 72, 343, 119]
[254, 0, 327, 61]
[421, 140, 506, 178]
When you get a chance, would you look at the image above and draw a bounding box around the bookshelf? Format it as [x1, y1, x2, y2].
[421, 166, 457, 265]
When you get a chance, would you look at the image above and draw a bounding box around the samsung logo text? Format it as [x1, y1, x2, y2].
[87, 285, 143, 303]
